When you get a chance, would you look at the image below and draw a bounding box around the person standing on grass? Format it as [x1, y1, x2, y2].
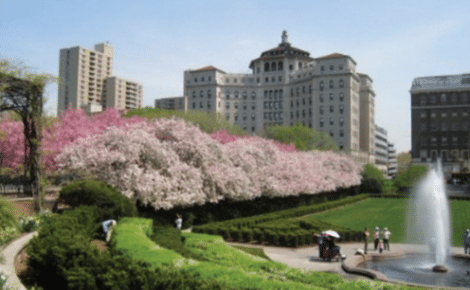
[101, 219, 116, 243]
[175, 214, 183, 230]
[383, 227, 391, 251]
[464, 229, 470, 254]
[363, 228, 370, 254]
[373, 226, 380, 251]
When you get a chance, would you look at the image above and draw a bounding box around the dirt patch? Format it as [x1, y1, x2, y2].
[91, 239, 108, 251]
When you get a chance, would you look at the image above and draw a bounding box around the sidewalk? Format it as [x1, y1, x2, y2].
[0, 232, 37, 290]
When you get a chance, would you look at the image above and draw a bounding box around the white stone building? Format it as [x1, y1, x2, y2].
[158, 31, 376, 164]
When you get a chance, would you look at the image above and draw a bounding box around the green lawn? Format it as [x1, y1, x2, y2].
[310, 198, 470, 247]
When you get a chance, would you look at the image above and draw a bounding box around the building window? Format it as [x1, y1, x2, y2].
[330, 117, 334, 125]
[243, 102, 247, 110]
[320, 81, 324, 91]
[296, 88, 300, 96]
[430, 94, 437, 104]
[226, 91, 230, 99]
[330, 105, 334, 113]
[252, 113, 255, 121]
[320, 118, 324, 127]
[296, 100, 299, 107]
[419, 95, 426, 105]
[200, 90, 204, 98]
[207, 90, 211, 98]
[252, 92, 256, 100]
[309, 97, 312, 105]
[226, 114, 230, 120]
[452, 111, 457, 117]
[289, 64, 293, 71]
[329, 93, 334, 101]
[329, 80, 334, 89]
[278, 61, 283, 71]
[339, 105, 344, 114]
[339, 129, 344, 137]
[207, 101, 211, 109]
[308, 108, 312, 117]
[243, 113, 247, 121]
[421, 112, 427, 118]
[243, 91, 247, 99]
[329, 130, 334, 137]
[271, 62, 277, 71]
[330, 65, 334, 71]
[440, 93, 447, 103]
[200, 101, 203, 108]
[192, 102, 196, 108]
[320, 94, 324, 103]
[252, 102, 255, 110]
[290, 112, 293, 119]
[234, 91, 239, 98]
[339, 64, 343, 70]
[462, 93, 469, 103]
[192, 91, 196, 98]
[339, 117, 344, 126]
[226, 102, 230, 109]
[264, 63, 270, 72]
[321, 66, 325, 72]
[339, 93, 344, 101]
[302, 86, 306, 94]
[234, 115, 238, 121]
[339, 79, 344, 88]
[290, 100, 293, 108]
[320, 106, 324, 115]
[302, 98, 306, 105]
[234, 102, 238, 109]
[420, 123, 426, 131]
[442, 123, 448, 131]
[309, 85, 312, 94]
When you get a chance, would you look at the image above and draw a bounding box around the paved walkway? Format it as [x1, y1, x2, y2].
[227, 241, 467, 285]
[1, 233, 467, 289]
[0, 232, 37, 290]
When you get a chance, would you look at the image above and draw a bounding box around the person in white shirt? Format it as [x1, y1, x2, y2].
[175, 214, 183, 230]
[383, 227, 391, 251]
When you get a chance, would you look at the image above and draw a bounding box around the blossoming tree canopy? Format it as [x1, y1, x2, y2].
[56, 117, 362, 210]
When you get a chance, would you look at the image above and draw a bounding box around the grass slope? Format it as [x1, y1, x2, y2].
[113, 217, 426, 290]
[311, 198, 470, 247]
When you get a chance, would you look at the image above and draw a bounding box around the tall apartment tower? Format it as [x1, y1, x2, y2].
[173, 31, 376, 164]
[58, 42, 143, 116]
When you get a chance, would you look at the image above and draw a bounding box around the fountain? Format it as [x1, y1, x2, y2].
[359, 161, 470, 288]
[406, 160, 451, 273]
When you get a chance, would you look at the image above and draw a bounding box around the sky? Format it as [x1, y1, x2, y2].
[1, 0, 470, 154]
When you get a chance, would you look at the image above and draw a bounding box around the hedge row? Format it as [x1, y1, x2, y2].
[192, 195, 367, 247]
[138, 186, 360, 227]
[194, 194, 368, 231]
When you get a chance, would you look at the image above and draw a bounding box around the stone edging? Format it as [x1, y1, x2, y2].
[341, 250, 470, 290]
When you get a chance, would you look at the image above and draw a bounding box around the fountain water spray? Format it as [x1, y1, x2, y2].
[407, 160, 451, 272]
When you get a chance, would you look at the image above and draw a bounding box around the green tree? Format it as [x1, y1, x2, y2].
[124, 107, 246, 135]
[260, 123, 339, 151]
[360, 163, 388, 193]
[394, 164, 428, 192]
[0, 59, 55, 212]
[396, 152, 412, 173]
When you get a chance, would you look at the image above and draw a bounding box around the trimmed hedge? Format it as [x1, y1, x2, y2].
[25, 209, 233, 290]
[54, 179, 137, 221]
[137, 186, 359, 227]
[193, 194, 367, 247]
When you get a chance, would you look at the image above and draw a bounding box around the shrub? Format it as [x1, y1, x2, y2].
[360, 163, 388, 193]
[253, 229, 264, 244]
[0, 196, 17, 231]
[218, 228, 230, 240]
[56, 179, 137, 221]
[229, 227, 240, 242]
[241, 228, 253, 243]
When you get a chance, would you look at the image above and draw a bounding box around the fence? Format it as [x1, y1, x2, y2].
[0, 183, 32, 198]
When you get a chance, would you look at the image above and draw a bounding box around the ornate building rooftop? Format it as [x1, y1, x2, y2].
[411, 73, 470, 92]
